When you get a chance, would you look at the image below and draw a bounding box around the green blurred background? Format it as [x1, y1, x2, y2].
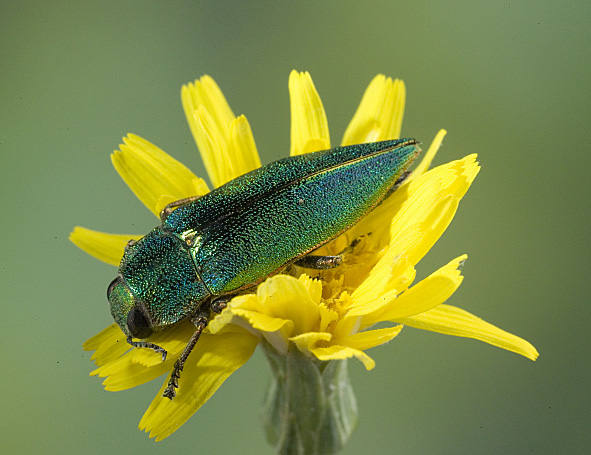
[1, 1, 589, 454]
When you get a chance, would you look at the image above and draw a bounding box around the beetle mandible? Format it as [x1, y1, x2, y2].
[107, 138, 420, 399]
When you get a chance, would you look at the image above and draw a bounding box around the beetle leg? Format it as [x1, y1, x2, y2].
[294, 254, 343, 269]
[124, 239, 136, 252]
[336, 236, 363, 256]
[210, 295, 232, 313]
[160, 195, 202, 222]
[126, 336, 167, 361]
[294, 237, 365, 270]
[383, 170, 411, 200]
[162, 305, 210, 400]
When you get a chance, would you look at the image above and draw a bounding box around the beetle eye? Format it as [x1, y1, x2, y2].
[127, 308, 152, 339]
[107, 277, 121, 300]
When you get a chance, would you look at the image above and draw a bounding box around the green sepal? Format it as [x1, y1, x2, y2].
[261, 342, 358, 455]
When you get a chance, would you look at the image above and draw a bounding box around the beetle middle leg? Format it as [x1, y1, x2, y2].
[160, 195, 202, 222]
[294, 237, 363, 270]
[210, 295, 233, 313]
[162, 304, 210, 400]
[294, 254, 343, 269]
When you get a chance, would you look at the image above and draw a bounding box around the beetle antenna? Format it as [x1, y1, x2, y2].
[162, 307, 210, 400]
[126, 336, 167, 361]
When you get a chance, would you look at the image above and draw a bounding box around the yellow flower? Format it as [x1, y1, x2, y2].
[70, 71, 538, 442]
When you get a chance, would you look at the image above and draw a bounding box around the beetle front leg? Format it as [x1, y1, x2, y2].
[162, 305, 210, 400]
[160, 195, 202, 222]
[126, 336, 167, 361]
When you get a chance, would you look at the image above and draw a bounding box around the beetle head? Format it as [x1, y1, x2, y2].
[107, 276, 148, 338]
[107, 228, 209, 339]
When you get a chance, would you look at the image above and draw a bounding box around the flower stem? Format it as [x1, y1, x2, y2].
[261, 343, 358, 455]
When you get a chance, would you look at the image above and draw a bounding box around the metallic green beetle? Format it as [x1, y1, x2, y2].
[107, 138, 420, 399]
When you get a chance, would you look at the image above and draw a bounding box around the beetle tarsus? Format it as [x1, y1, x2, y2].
[126, 335, 167, 361]
[162, 311, 209, 400]
[163, 359, 182, 399]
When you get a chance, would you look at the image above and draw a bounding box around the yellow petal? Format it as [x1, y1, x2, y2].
[92, 321, 196, 391]
[331, 311, 361, 342]
[218, 302, 293, 355]
[336, 325, 403, 350]
[380, 254, 466, 320]
[341, 75, 405, 146]
[69, 227, 140, 266]
[193, 110, 263, 186]
[182, 75, 235, 159]
[231, 308, 294, 336]
[289, 331, 332, 353]
[192, 106, 229, 186]
[192, 106, 230, 186]
[310, 345, 375, 370]
[289, 70, 330, 156]
[111, 134, 207, 216]
[389, 155, 480, 267]
[409, 129, 447, 179]
[318, 303, 339, 333]
[298, 274, 323, 304]
[227, 115, 262, 177]
[95, 355, 171, 391]
[335, 287, 403, 338]
[300, 138, 331, 156]
[296, 275, 339, 332]
[343, 250, 416, 333]
[183, 76, 261, 187]
[207, 294, 260, 334]
[350, 249, 415, 314]
[83, 323, 129, 365]
[139, 328, 258, 441]
[257, 275, 320, 334]
[397, 304, 539, 361]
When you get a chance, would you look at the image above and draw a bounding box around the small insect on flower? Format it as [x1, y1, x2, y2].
[107, 138, 420, 399]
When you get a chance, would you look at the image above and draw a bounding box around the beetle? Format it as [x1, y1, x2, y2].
[107, 138, 420, 399]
